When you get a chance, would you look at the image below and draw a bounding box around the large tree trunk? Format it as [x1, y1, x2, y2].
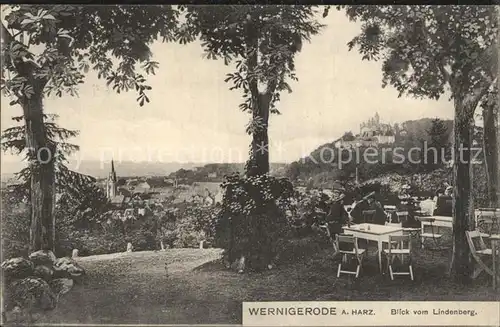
[247, 93, 272, 177]
[498, 111, 500, 207]
[497, 0, 500, 208]
[22, 85, 56, 252]
[482, 103, 498, 206]
[449, 101, 476, 284]
[2, 24, 56, 252]
[244, 18, 272, 178]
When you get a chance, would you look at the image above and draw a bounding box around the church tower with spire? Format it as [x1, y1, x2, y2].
[106, 159, 117, 199]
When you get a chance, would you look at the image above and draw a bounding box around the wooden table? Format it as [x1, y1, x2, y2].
[342, 223, 404, 273]
[489, 234, 500, 289]
[421, 216, 453, 228]
[423, 210, 500, 232]
[420, 215, 492, 236]
[416, 216, 453, 250]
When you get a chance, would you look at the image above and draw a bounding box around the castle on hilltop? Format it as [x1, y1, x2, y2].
[335, 112, 395, 149]
[360, 112, 393, 137]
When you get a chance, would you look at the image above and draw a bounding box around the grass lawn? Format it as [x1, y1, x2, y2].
[33, 233, 499, 325]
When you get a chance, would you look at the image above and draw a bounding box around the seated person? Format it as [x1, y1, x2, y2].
[369, 198, 388, 225]
[434, 195, 453, 217]
[349, 195, 369, 224]
[350, 196, 387, 225]
[433, 189, 444, 203]
[325, 192, 349, 236]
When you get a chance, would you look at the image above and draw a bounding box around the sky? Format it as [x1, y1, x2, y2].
[0, 8, 454, 171]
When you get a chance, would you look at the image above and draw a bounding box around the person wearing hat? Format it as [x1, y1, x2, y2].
[324, 187, 349, 237]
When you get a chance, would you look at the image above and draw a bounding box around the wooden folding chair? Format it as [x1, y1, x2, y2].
[384, 205, 397, 223]
[318, 223, 338, 254]
[395, 211, 408, 224]
[465, 230, 493, 279]
[420, 217, 443, 249]
[383, 234, 414, 280]
[476, 209, 500, 235]
[336, 234, 365, 278]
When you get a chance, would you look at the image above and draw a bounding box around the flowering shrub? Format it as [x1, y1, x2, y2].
[173, 230, 205, 248]
[295, 189, 332, 229]
[1, 192, 30, 260]
[156, 204, 220, 248]
[214, 173, 294, 271]
[57, 232, 127, 256]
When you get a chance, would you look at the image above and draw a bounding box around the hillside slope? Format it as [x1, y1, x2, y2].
[284, 118, 454, 188]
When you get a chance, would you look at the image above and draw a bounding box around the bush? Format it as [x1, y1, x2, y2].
[160, 230, 178, 248]
[293, 189, 331, 232]
[2, 178, 221, 257]
[1, 192, 30, 261]
[75, 233, 127, 256]
[417, 168, 451, 197]
[215, 173, 294, 271]
[173, 230, 205, 248]
[125, 230, 156, 251]
[156, 204, 218, 249]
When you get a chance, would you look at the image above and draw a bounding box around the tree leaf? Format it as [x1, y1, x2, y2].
[42, 14, 56, 20]
[20, 18, 35, 26]
[323, 6, 330, 18]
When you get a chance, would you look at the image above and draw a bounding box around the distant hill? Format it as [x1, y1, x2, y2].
[0, 117, 455, 185]
[398, 118, 454, 146]
[284, 117, 454, 188]
[167, 162, 288, 183]
[1, 160, 202, 180]
[72, 160, 204, 179]
[1, 160, 288, 182]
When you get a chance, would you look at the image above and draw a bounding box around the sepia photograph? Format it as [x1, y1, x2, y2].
[0, 3, 499, 326]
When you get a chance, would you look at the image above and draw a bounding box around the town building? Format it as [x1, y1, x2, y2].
[135, 181, 151, 193]
[106, 159, 117, 199]
[104, 160, 132, 209]
[171, 182, 223, 206]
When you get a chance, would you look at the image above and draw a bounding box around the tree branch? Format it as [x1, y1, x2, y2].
[437, 60, 452, 89]
[464, 77, 496, 121]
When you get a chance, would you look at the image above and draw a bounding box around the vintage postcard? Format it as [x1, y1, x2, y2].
[1, 3, 499, 327]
